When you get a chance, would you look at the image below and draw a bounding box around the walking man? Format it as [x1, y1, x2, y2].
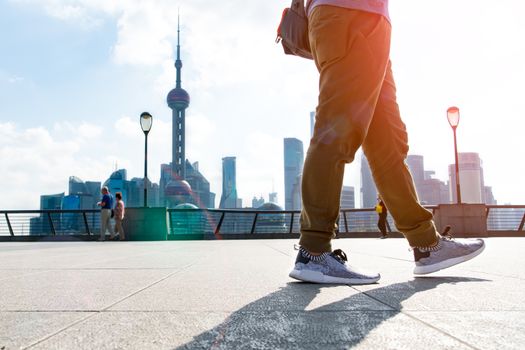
[97, 186, 113, 241]
[289, 0, 485, 284]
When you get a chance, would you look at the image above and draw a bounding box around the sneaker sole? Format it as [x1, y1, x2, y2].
[289, 269, 380, 285]
[413, 242, 485, 275]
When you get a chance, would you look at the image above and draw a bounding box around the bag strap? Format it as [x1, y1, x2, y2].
[291, 0, 307, 17]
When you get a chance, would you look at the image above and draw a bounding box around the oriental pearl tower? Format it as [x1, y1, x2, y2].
[166, 17, 190, 180]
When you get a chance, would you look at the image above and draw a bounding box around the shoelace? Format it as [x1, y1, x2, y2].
[331, 249, 348, 264]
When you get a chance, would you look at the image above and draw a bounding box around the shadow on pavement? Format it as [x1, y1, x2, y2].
[174, 276, 490, 349]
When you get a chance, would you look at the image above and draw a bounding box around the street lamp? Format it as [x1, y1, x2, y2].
[140, 112, 153, 207]
[447, 106, 462, 204]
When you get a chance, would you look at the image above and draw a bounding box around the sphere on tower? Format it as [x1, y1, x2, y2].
[167, 87, 190, 111]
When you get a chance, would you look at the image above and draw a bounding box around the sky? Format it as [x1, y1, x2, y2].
[1, 0, 524, 210]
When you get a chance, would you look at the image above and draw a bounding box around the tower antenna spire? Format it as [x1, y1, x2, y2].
[175, 10, 182, 89]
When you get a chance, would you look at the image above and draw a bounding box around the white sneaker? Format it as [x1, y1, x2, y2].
[289, 248, 380, 285]
[413, 234, 485, 275]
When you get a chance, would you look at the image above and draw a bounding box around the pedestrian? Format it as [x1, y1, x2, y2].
[112, 192, 125, 241]
[376, 197, 388, 239]
[97, 186, 113, 241]
[289, 0, 485, 284]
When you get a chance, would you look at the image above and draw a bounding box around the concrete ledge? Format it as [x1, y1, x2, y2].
[434, 204, 488, 237]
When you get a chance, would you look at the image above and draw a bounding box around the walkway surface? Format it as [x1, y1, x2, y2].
[0, 237, 523, 350]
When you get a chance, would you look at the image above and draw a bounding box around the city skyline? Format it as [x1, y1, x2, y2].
[1, 1, 524, 209]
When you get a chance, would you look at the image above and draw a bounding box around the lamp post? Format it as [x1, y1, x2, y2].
[447, 106, 461, 204]
[140, 112, 153, 207]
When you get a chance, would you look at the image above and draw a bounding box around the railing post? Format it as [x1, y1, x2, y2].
[214, 212, 225, 235]
[5, 213, 14, 236]
[168, 210, 174, 235]
[289, 212, 295, 234]
[343, 211, 349, 233]
[47, 212, 57, 236]
[519, 212, 525, 232]
[82, 211, 91, 235]
[250, 213, 258, 234]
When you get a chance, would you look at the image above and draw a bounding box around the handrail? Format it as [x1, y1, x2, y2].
[1, 205, 524, 238]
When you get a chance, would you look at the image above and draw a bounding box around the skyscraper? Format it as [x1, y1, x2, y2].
[407, 154, 449, 205]
[449, 152, 486, 203]
[360, 154, 377, 208]
[220, 157, 238, 209]
[162, 17, 215, 208]
[167, 17, 190, 181]
[340, 186, 355, 209]
[269, 192, 278, 204]
[284, 138, 304, 210]
[406, 155, 425, 185]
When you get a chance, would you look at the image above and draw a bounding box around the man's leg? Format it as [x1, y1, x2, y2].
[299, 6, 391, 253]
[291, 7, 391, 284]
[362, 63, 484, 274]
[362, 62, 439, 248]
[99, 210, 108, 241]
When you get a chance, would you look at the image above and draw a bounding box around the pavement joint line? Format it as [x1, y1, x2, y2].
[351, 286, 481, 350]
[22, 262, 197, 350]
[261, 242, 295, 258]
[464, 269, 525, 281]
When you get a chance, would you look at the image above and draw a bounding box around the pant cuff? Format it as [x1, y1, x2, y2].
[299, 231, 334, 253]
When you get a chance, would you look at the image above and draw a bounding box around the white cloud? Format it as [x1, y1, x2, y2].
[5, 0, 525, 207]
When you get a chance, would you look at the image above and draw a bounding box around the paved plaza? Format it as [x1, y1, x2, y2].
[0, 237, 524, 349]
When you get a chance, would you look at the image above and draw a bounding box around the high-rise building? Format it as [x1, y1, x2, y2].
[167, 19, 190, 181]
[407, 155, 425, 185]
[252, 196, 265, 209]
[340, 186, 355, 209]
[186, 160, 215, 208]
[30, 193, 65, 235]
[104, 169, 128, 203]
[406, 155, 449, 205]
[484, 186, 497, 205]
[284, 138, 304, 210]
[291, 174, 302, 210]
[162, 17, 214, 208]
[220, 157, 238, 209]
[449, 152, 486, 203]
[269, 192, 278, 204]
[360, 154, 377, 208]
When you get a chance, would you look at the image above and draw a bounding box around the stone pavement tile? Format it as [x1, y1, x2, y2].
[0, 242, 186, 269]
[458, 238, 525, 280]
[0, 269, 43, 282]
[0, 312, 93, 350]
[30, 311, 227, 350]
[353, 274, 525, 311]
[408, 311, 525, 350]
[110, 279, 392, 312]
[107, 242, 390, 313]
[32, 311, 473, 350]
[0, 269, 184, 311]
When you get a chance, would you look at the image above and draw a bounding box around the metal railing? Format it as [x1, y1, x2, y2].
[486, 205, 525, 231]
[1, 205, 524, 238]
[167, 208, 396, 236]
[0, 210, 100, 237]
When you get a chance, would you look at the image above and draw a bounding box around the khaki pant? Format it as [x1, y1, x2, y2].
[100, 209, 113, 240]
[299, 6, 440, 253]
[114, 219, 125, 240]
